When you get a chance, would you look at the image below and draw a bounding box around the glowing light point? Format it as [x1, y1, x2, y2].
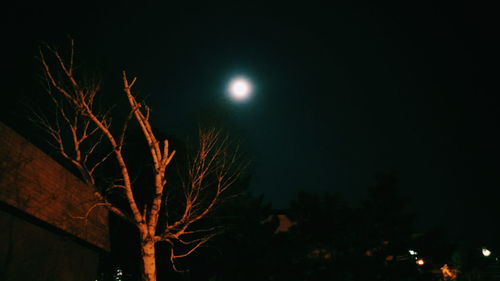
[228, 77, 252, 101]
[416, 258, 425, 266]
[441, 264, 458, 279]
[482, 248, 492, 257]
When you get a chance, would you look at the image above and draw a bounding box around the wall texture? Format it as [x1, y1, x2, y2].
[0, 122, 110, 280]
[0, 207, 101, 281]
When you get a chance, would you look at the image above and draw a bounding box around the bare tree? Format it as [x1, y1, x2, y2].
[33, 40, 243, 281]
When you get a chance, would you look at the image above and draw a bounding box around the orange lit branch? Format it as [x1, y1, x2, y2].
[34, 40, 243, 280]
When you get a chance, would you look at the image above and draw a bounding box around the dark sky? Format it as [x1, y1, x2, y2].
[3, 2, 498, 244]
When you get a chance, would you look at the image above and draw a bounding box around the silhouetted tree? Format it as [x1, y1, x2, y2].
[186, 191, 277, 281]
[359, 171, 418, 280]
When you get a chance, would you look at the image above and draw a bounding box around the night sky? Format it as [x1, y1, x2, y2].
[3, 2, 498, 245]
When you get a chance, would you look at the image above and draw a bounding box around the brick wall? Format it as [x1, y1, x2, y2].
[0, 208, 101, 281]
[0, 122, 109, 251]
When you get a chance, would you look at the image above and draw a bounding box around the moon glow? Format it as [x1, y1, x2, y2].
[228, 77, 252, 101]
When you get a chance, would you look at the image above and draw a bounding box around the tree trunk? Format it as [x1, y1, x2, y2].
[141, 240, 157, 281]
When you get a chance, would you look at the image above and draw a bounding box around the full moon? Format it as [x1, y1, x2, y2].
[228, 77, 252, 101]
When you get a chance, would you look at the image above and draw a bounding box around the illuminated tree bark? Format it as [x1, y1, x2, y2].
[141, 240, 157, 281]
[34, 40, 243, 281]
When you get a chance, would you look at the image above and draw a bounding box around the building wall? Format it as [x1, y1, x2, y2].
[0, 207, 100, 281]
[0, 122, 110, 280]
